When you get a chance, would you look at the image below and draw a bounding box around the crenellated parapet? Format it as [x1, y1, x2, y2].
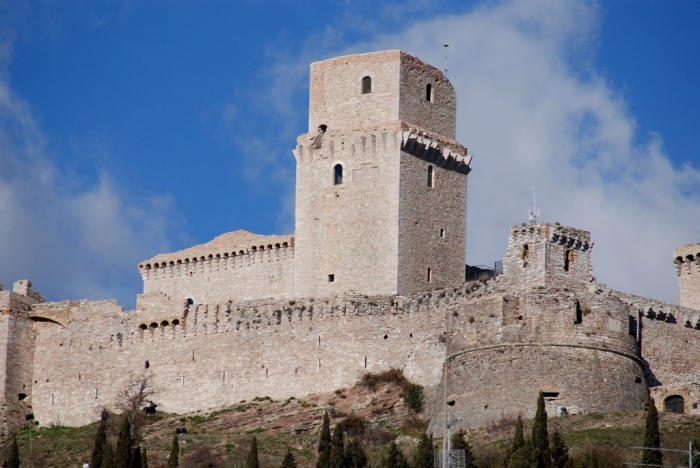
[138, 239, 294, 281]
[673, 243, 700, 310]
[293, 126, 470, 174]
[137, 230, 295, 304]
[502, 223, 593, 290]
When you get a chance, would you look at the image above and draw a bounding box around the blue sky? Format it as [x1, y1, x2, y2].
[1, 0, 699, 308]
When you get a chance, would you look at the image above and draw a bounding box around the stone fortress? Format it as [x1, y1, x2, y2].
[1, 50, 699, 440]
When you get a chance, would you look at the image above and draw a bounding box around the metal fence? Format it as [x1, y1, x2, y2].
[434, 449, 466, 468]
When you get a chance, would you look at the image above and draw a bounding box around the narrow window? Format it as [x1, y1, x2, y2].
[426, 83, 433, 102]
[334, 164, 343, 185]
[328, 274, 335, 282]
[564, 248, 574, 271]
[427, 268, 432, 283]
[427, 165, 434, 187]
[439, 228, 445, 238]
[364, 357, 367, 368]
[361, 76, 371, 94]
[145, 360, 150, 369]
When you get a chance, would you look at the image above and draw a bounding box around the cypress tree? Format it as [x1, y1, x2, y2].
[451, 429, 476, 468]
[412, 432, 433, 468]
[329, 423, 346, 468]
[549, 428, 569, 468]
[385, 442, 410, 468]
[104, 441, 116, 468]
[91, 412, 110, 468]
[8, 435, 20, 468]
[167, 434, 179, 467]
[281, 448, 297, 468]
[246, 436, 259, 468]
[513, 415, 525, 452]
[531, 392, 550, 468]
[115, 415, 133, 468]
[142, 447, 148, 468]
[131, 446, 142, 468]
[506, 414, 530, 468]
[345, 439, 367, 468]
[642, 401, 662, 466]
[316, 411, 331, 468]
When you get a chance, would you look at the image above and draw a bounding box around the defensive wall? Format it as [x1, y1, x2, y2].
[1, 223, 700, 438]
[139, 231, 295, 305]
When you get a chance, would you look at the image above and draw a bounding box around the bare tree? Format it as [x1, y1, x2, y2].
[114, 372, 158, 436]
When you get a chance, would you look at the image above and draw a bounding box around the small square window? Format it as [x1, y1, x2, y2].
[328, 274, 335, 282]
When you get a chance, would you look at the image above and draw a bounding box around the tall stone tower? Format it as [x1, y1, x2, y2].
[674, 244, 700, 310]
[292, 51, 471, 298]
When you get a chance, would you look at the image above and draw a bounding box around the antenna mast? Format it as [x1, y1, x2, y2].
[528, 187, 540, 224]
[443, 44, 449, 74]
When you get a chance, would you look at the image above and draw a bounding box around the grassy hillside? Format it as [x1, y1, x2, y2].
[5, 377, 700, 467]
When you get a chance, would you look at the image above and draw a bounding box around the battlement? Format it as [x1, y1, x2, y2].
[502, 223, 593, 289]
[673, 243, 700, 310]
[0, 280, 45, 312]
[138, 231, 295, 304]
[294, 127, 469, 173]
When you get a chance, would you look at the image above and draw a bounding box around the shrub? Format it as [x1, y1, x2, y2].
[401, 384, 424, 413]
[359, 369, 410, 390]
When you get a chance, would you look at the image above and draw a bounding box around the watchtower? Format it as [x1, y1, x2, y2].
[674, 243, 700, 310]
[502, 223, 593, 290]
[292, 50, 472, 298]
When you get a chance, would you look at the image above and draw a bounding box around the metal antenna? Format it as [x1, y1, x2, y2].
[528, 187, 540, 224]
[443, 44, 449, 74]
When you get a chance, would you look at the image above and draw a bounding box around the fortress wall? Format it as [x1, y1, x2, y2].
[439, 346, 643, 431]
[430, 283, 645, 432]
[141, 245, 295, 304]
[30, 293, 450, 427]
[293, 130, 402, 298]
[608, 289, 700, 412]
[0, 312, 35, 439]
[397, 141, 467, 295]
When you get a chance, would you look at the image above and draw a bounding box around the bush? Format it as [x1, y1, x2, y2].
[401, 384, 424, 412]
[359, 369, 410, 390]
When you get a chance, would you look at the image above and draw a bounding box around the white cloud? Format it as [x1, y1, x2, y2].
[263, 0, 700, 303]
[0, 77, 173, 308]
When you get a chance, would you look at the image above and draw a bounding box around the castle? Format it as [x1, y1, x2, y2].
[1, 50, 699, 440]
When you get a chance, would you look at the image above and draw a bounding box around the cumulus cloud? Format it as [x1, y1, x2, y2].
[370, 0, 700, 302]
[0, 72, 173, 309]
[257, 0, 700, 303]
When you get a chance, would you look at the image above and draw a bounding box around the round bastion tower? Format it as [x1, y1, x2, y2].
[432, 223, 647, 431]
[674, 244, 700, 310]
[292, 50, 472, 298]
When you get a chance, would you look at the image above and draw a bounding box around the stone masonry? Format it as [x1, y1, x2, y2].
[0, 51, 699, 439]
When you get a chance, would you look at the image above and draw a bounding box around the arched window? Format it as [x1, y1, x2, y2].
[664, 395, 684, 413]
[334, 164, 343, 185]
[426, 83, 433, 102]
[361, 76, 371, 94]
[427, 165, 434, 187]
